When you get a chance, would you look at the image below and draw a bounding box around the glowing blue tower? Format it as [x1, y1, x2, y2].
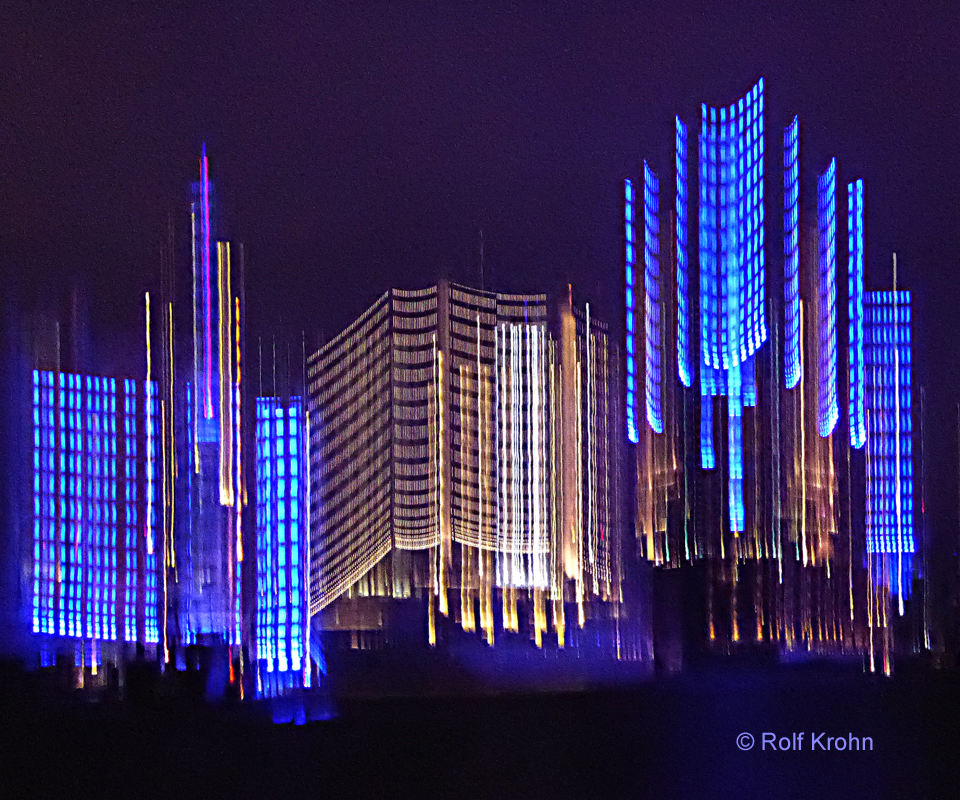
[696, 78, 766, 530]
[675, 117, 692, 388]
[644, 162, 663, 434]
[783, 116, 801, 389]
[30, 370, 161, 661]
[255, 396, 311, 697]
[848, 180, 866, 449]
[864, 290, 913, 600]
[817, 159, 839, 437]
[625, 179, 639, 444]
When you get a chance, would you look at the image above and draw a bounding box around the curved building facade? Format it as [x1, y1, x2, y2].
[307, 283, 637, 654]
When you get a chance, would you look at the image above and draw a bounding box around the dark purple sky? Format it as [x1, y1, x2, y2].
[3, 2, 959, 443]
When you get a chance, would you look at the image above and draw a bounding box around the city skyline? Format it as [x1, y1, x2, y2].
[1, 63, 952, 688]
[3, 2, 960, 694]
[4, 8, 960, 797]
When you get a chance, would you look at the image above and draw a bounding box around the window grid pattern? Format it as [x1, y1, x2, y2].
[644, 161, 663, 434]
[865, 291, 914, 598]
[123, 381, 139, 641]
[784, 116, 801, 388]
[676, 116, 692, 388]
[697, 79, 765, 528]
[495, 322, 551, 588]
[32, 371, 158, 644]
[256, 396, 307, 695]
[307, 293, 392, 613]
[625, 179, 638, 443]
[818, 158, 839, 437]
[391, 291, 440, 551]
[848, 179, 866, 449]
[32, 370, 56, 634]
[145, 392, 160, 644]
[575, 309, 615, 594]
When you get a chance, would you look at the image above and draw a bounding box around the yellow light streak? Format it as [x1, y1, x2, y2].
[167, 302, 176, 571]
[218, 242, 235, 506]
[893, 254, 904, 617]
[191, 206, 200, 473]
[437, 346, 447, 616]
[145, 292, 155, 555]
[235, 296, 243, 562]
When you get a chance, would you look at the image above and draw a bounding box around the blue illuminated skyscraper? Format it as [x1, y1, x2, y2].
[848, 179, 866, 449]
[644, 161, 663, 434]
[30, 369, 161, 656]
[784, 116, 801, 389]
[817, 159, 839, 437]
[865, 290, 914, 599]
[696, 78, 765, 530]
[256, 395, 310, 697]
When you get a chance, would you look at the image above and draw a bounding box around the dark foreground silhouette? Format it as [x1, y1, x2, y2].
[1, 654, 959, 799]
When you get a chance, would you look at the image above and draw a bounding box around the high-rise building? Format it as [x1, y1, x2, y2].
[255, 393, 311, 696]
[307, 282, 645, 657]
[173, 146, 246, 652]
[29, 369, 163, 667]
[863, 289, 915, 669]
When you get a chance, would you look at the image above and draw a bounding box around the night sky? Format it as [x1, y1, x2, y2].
[4, 2, 960, 512]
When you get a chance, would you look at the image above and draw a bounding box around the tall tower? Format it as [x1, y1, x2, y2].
[176, 146, 245, 651]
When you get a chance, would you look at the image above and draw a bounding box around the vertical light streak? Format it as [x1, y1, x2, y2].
[726, 94, 748, 534]
[817, 159, 839, 437]
[235, 297, 243, 563]
[644, 163, 663, 433]
[437, 346, 447, 613]
[625, 179, 639, 443]
[145, 292, 155, 555]
[893, 258, 903, 617]
[575, 344, 584, 626]
[218, 242, 235, 505]
[202, 145, 213, 419]
[799, 301, 807, 566]
[700, 396, 715, 469]
[560, 293, 579, 580]
[848, 179, 866, 448]
[162, 396, 169, 664]
[921, 387, 930, 648]
[676, 117, 692, 387]
[586, 305, 596, 573]
[496, 324, 504, 587]
[770, 298, 783, 577]
[304, 404, 312, 687]
[511, 325, 521, 587]
[167, 302, 176, 570]
[533, 325, 547, 588]
[700, 103, 719, 375]
[191, 204, 200, 471]
[476, 315, 485, 582]
[784, 116, 801, 388]
[866, 406, 875, 671]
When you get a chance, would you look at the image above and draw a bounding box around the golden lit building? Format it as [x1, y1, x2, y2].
[306, 282, 636, 653]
